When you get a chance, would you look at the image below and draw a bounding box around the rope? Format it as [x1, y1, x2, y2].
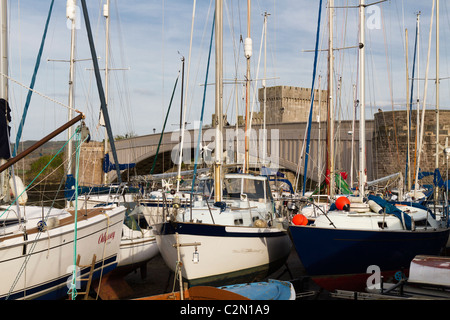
[69, 127, 90, 300]
[172, 261, 182, 294]
[0, 73, 81, 114]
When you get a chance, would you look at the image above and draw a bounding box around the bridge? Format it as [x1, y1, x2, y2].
[106, 120, 375, 189]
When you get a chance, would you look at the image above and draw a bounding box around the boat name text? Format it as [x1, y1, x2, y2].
[98, 231, 116, 244]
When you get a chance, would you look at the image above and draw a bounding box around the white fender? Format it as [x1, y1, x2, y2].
[367, 200, 383, 213]
[9, 176, 28, 205]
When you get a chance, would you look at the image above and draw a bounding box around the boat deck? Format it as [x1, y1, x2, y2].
[0, 207, 114, 241]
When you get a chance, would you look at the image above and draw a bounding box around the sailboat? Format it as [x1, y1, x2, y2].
[137, 173, 202, 227]
[68, 0, 159, 275]
[289, 0, 450, 293]
[0, 0, 127, 300]
[154, 0, 291, 288]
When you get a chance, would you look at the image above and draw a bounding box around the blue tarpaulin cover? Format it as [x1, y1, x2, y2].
[368, 195, 413, 230]
[102, 153, 136, 173]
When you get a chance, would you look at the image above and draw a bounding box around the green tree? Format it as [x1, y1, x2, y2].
[114, 132, 137, 140]
[27, 153, 65, 183]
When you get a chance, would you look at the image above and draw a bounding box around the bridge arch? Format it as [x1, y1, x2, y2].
[106, 121, 375, 190]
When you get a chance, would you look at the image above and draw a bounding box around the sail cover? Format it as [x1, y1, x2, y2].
[102, 153, 136, 173]
[0, 99, 11, 159]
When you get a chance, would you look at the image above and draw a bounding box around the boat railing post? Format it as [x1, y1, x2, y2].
[157, 197, 161, 223]
[189, 192, 192, 222]
[205, 199, 215, 224]
[162, 191, 168, 222]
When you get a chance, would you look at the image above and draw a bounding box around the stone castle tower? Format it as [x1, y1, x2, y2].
[230, 85, 328, 126]
[254, 85, 328, 125]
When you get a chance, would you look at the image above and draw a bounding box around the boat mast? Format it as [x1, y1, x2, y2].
[414, 0, 435, 194]
[103, 0, 110, 184]
[179, 56, 185, 138]
[80, 0, 122, 183]
[66, 0, 77, 177]
[414, 12, 420, 188]
[244, 0, 251, 173]
[176, 55, 184, 192]
[318, 76, 322, 187]
[358, 0, 366, 197]
[262, 12, 269, 167]
[405, 28, 411, 191]
[435, 0, 440, 203]
[0, 0, 8, 200]
[214, 0, 223, 202]
[327, 0, 335, 197]
[350, 83, 356, 188]
[0, 0, 6, 101]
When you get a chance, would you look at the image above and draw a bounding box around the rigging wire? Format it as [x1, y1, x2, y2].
[184, 0, 213, 132]
[5, 129, 80, 300]
[176, 0, 196, 192]
[191, 14, 215, 192]
[300, 0, 323, 195]
[380, 5, 400, 166]
[13, 0, 56, 157]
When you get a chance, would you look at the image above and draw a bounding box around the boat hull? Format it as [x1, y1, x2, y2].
[0, 206, 126, 300]
[117, 228, 159, 268]
[154, 222, 292, 287]
[77, 193, 136, 209]
[139, 201, 188, 226]
[289, 225, 450, 292]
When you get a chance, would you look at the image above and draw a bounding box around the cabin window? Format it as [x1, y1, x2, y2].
[224, 177, 266, 201]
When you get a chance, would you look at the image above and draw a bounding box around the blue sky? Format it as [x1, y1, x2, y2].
[6, 0, 449, 142]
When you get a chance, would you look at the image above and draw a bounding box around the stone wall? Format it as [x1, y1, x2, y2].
[78, 141, 104, 186]
[373, 109, 450, 183]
